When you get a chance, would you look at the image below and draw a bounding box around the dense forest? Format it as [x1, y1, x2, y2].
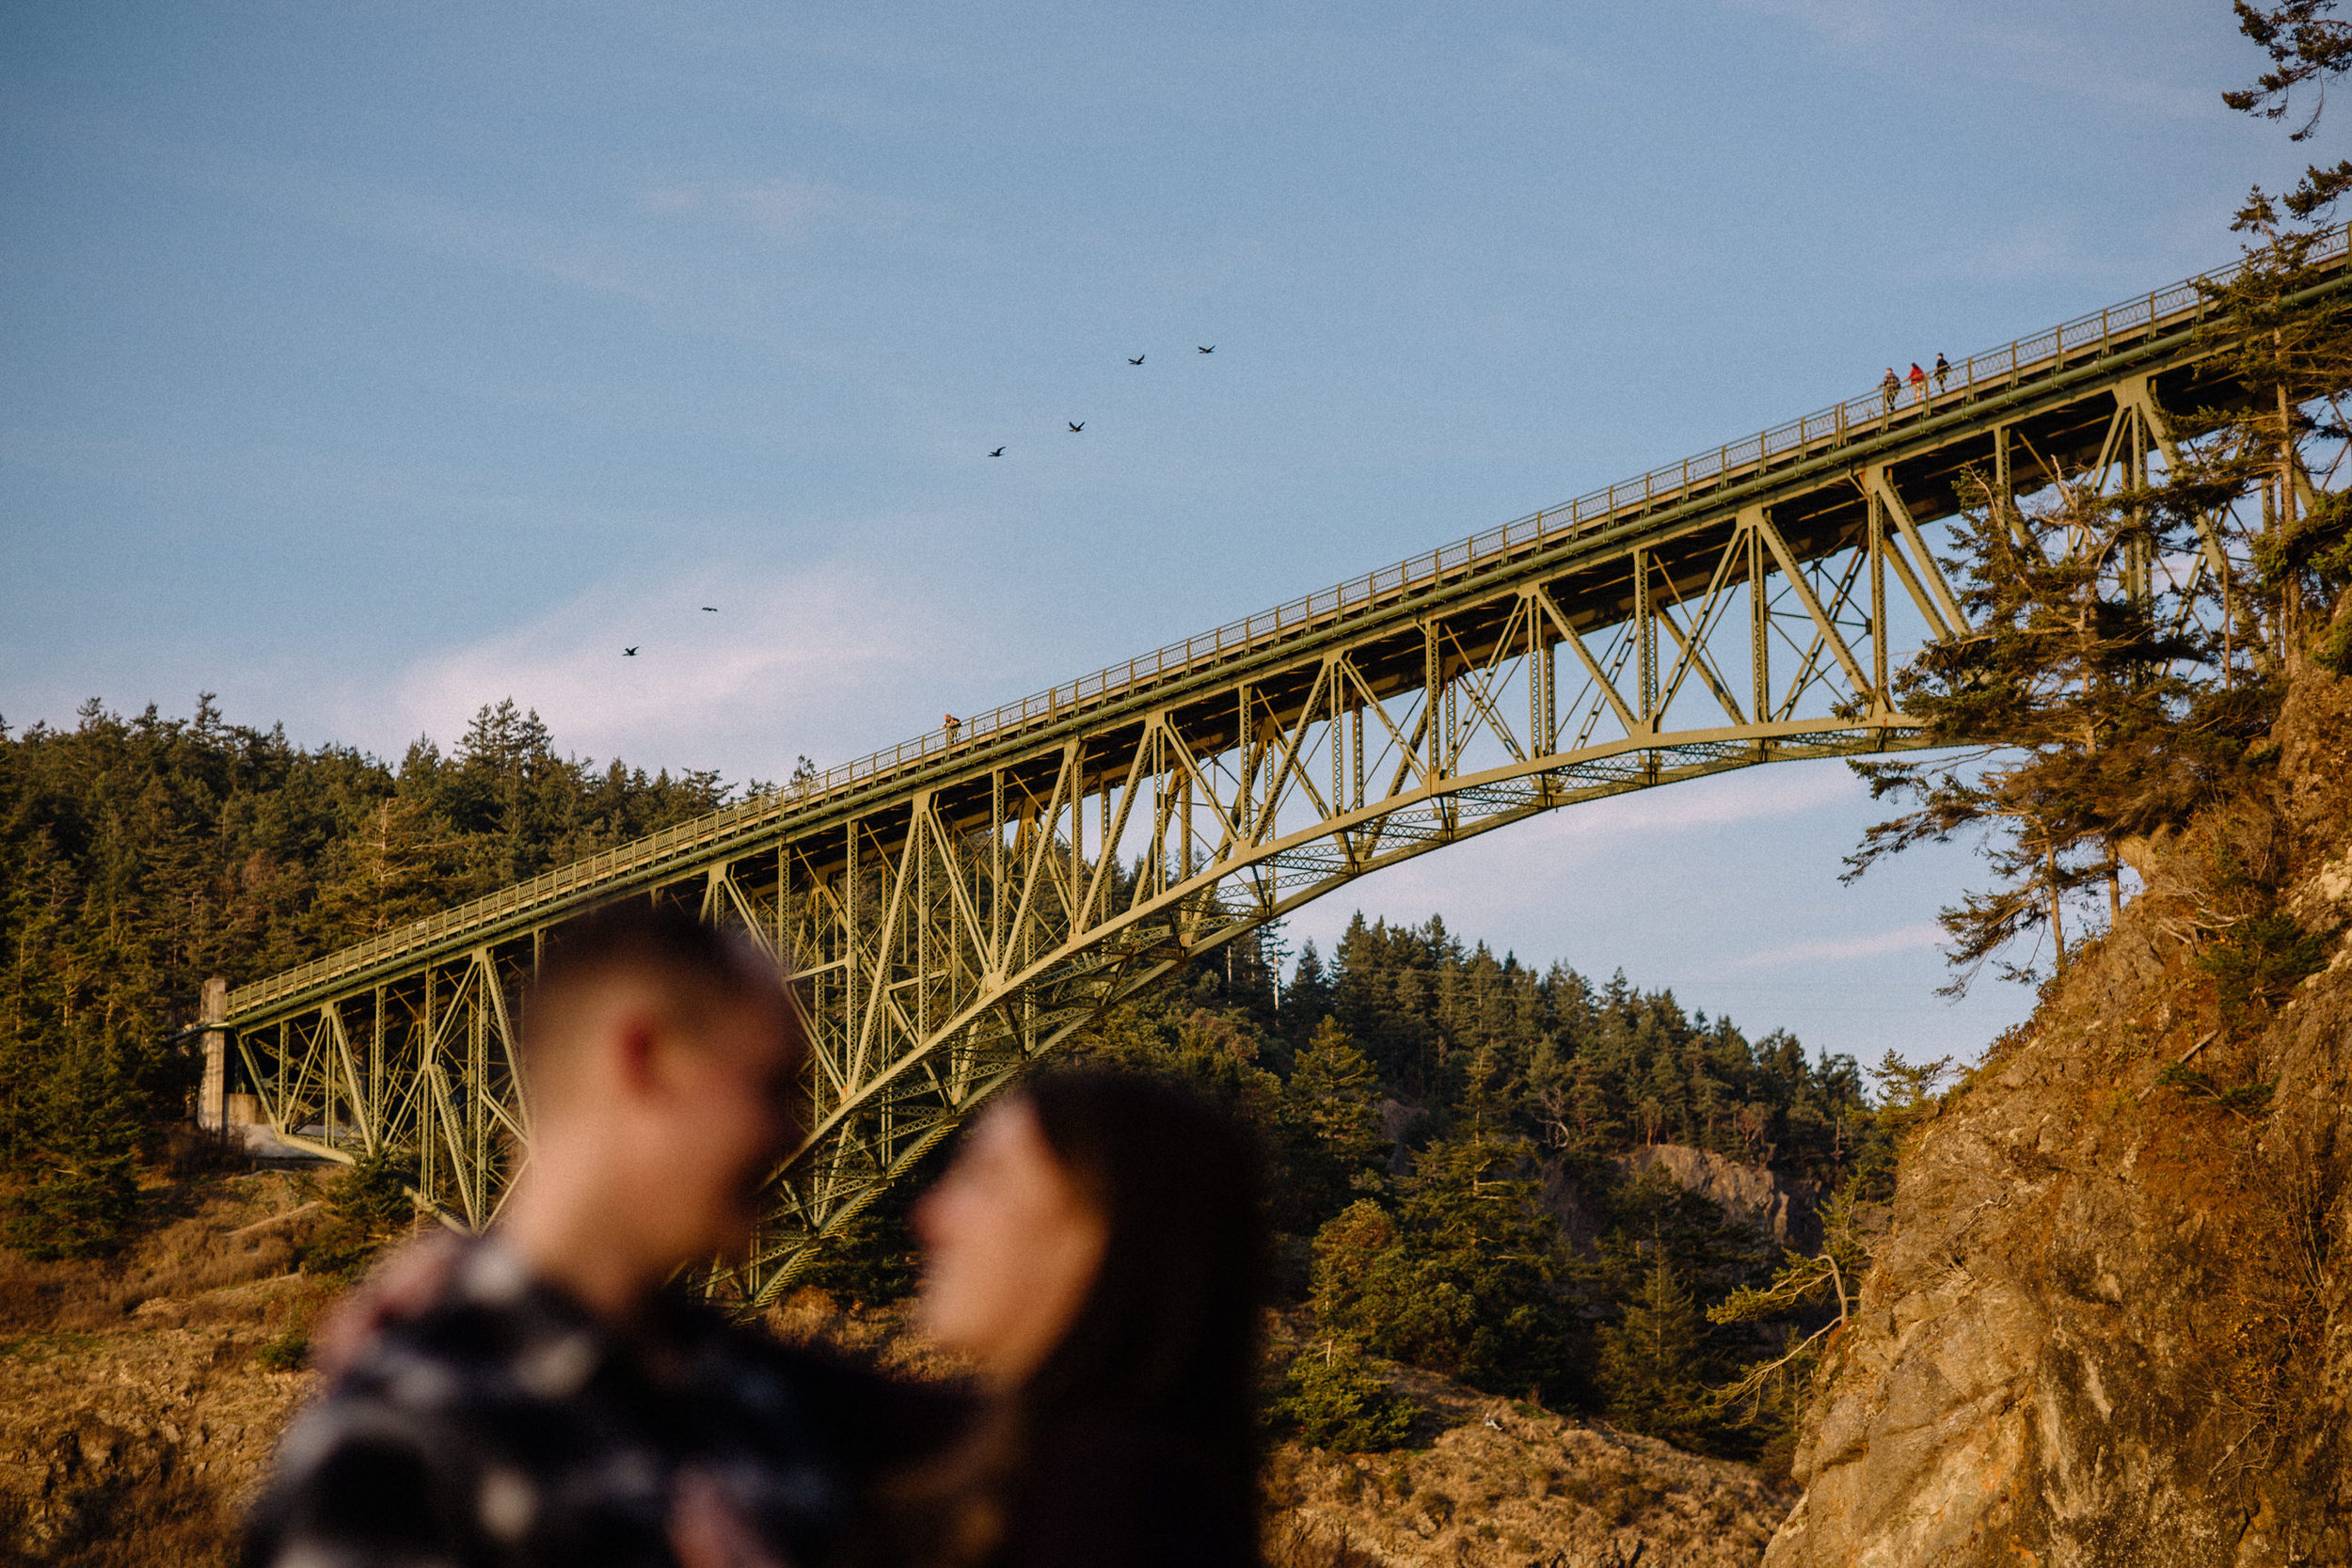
[825, 911, 1913, 1467]
[0, 692, 1916, 1465]
[0, 697, 744, 1259]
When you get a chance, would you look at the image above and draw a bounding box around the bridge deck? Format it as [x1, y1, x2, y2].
[224, 231, 2347, 1026]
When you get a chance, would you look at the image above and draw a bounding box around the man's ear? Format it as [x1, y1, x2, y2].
[611, 1012, 665, 1101]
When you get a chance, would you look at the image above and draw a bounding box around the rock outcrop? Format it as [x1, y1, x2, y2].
[1265, 1395, 1786, 1568]
[1620, 1144, 1821, 1252]
[1765, 667, 2352, 1567]
[1259, 1335, 1789, 1568]
[0, 1313, 309, 1563]
[1540, 1144, 1821, 1256]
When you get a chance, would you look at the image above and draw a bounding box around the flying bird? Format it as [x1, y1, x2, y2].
[624, 646, 639, 657]
[989, 447, 1005, 457]
[1197, 345, 1215, 354]
[1128, 355, 1145, 366]
[1069, 421, 1085, 433]
[701, 606, 717, 612]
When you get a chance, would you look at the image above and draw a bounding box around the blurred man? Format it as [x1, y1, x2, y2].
[246, 901, 946, 1568]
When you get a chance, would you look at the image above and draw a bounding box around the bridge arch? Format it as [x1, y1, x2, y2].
[209, 235, 2347, 1304]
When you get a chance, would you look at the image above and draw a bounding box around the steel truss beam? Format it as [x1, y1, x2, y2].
[217, 234, 2352, 1303]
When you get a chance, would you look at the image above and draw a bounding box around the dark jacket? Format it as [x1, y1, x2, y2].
[244, 1241, 964, 1568]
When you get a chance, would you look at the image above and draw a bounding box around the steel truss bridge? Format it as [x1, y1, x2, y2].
[204, 233, 2349, 1303]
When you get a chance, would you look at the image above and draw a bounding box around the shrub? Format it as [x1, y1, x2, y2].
[254, 1324, 309, 1370]
[2197, 913, 2331, 1022]
[1270, 1339, 1421, 1451]
[301, 1150, 417, 1282]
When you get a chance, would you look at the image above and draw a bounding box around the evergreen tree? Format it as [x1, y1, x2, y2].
[310, 793, 457, 940]
[0, 695, 744, 1254]
[1843, 1, 2352, 990]
[1841, 475, 2233, 989]
[5, 1037, 146, 1258]
[1708, 1186, 1877, 1440]
[1282, 1018, 1387, 1223]
[1270, 1339, 1422, 1452]
[1281, 939, 1333, 1049]
[1596, 1260, 1720, 1447]
[1310, 1116, 1578, 1401]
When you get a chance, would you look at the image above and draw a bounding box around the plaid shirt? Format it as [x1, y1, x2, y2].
[246, 1242, 939, 1568]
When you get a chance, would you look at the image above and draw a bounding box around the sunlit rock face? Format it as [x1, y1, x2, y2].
[1766, 669, 2352, 1568]
[1537, 1144, 1820, 1258]
[1618, 1143, 1821, 1252]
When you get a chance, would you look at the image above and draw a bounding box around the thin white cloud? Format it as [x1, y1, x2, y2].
[270, 177, 694, 316]
[1731, 0, 1891, 49]
[637, 178, 910, 245]
[359, 561, 990, 783]
[1734, 921, 1946, 969]
[1728, 0, 2212, 118]
[1917, 215, 2120, 287]
[165, 152, 915, 362]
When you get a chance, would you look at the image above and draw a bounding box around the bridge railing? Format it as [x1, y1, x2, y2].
[224, 228, 2346, 1020]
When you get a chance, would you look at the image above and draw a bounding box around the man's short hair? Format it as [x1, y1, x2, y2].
[520, 900, 788, 1081]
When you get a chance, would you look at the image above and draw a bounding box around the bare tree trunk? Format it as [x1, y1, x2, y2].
[2279, 374, 2297, 651]
[2046, 842, 2068, 971]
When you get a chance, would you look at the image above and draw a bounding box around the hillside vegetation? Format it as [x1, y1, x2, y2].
[0, 668, 1959, 1568]
[0, 697, 743, 1257]
[1766, 660, 2352, 1564]
[0, 681, 1923, 1444]
[1760, 13, 2352, 1558]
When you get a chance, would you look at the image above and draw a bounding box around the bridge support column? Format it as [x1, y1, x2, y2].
[1867, 485, 1887, 701]
[1742, 506, 1770, 738]
[197, 976, 227, 1132]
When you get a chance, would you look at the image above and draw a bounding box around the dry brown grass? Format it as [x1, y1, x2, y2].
[1263, 1512, 1382, 1568]
[760, 1288, 977, 1385]
[1, 1191, 1792, 1568]
[0, 1169, 330, 1337]
[5, 1466, 244, 1568]
[0, 1168, 329, 1566]
[1256, 1356, 1786, 1568]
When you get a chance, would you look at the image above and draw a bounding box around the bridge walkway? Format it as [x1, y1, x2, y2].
[210, 231, 2348, 1301]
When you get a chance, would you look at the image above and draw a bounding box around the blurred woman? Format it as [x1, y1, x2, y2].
[899, 1068, 1266, 1568]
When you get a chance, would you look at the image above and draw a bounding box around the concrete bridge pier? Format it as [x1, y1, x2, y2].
[197, 976, 227, 1132]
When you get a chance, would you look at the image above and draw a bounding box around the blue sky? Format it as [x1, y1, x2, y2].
[0, 0, 2315, 1065]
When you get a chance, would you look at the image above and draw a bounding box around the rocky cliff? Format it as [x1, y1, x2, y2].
[1619, 1144, 1821, 1252]
[1766, 664, 2352, 1567]
[1264, 1386, 1785, 1568]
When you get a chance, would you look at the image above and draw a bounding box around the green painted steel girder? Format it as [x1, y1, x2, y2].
[215, 232, 2351, 1303]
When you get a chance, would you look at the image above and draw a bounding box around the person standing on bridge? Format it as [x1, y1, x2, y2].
[1880, 366, 1900, 414]
[1907, 360, 1928, 404]
[245, 902, 962, 1568]
[1933, 351, 1951, 391]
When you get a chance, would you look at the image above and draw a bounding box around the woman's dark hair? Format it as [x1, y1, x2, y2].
[886, 1068, 1267, 1568]
[1018, 1067, 1268, 1446]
